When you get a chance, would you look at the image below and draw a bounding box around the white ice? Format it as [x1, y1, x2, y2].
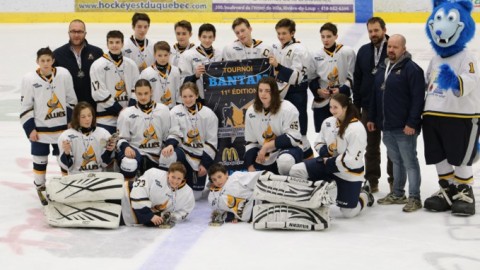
[0, 22, 479, 270]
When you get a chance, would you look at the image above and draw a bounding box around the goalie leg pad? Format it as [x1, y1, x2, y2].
[46, 172, 124, 203]
[254, 177, 337, 209]
[252, 203, 329, 231]
[259, 170, 315, 187]
[45, 201, 121, 229]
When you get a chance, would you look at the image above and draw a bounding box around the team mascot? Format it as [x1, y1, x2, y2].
[423, 0, 480, 216]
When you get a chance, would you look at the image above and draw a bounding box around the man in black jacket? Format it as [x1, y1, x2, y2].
[54, 19, 103, 108]
[367, 34, 425, 212]
[353, 17, 393, 193]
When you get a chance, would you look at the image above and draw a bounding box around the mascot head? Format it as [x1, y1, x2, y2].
[426, 0, 475, 57]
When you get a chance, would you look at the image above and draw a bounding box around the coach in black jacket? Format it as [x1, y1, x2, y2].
[353, 17, 392, 193]
[54, 19, 103, 108]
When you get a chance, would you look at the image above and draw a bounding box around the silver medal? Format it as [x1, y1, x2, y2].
[77, 70, 85, 78]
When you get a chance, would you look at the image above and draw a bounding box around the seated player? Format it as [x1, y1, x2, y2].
[244, 77, 303, 175]
[116, 79, 170, 181]
[290, 93, 374, 218]
[58, 102, 115, 174]
[121, 162, 195, 227]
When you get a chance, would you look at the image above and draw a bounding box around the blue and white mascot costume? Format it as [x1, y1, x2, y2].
[423, 0, 480, 216]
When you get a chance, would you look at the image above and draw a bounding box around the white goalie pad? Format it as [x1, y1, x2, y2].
[46, 172, 124, 203]
[253, 175, 337, 209]
[258, 171, 316, 187]
[45, 201, 121, 229]
[252, 203, 329, 231]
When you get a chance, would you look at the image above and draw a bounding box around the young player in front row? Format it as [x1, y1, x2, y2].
[20, 47, 77, 197]
[270, 18, 313, 159]
[90, 30, 140, 134]
[116, 79, 171, 181]
[121, 162, 195, 226]
[222, 17, 272, 61]
[140, 41, 182, 108]
[309, 22, 356, 132]
[244, 77, 303, 175]
[178, 23, 223, 102]
[289, 93, 374, 218]
[159, 82, 218, 199]
[170, 20, 195, 67]
[122, 12, 154, 72]
[58, 102, 115, 174]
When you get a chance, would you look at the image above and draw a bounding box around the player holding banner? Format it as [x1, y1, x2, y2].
[222, 17, 272, 61]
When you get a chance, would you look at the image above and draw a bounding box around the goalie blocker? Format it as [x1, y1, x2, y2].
[253, 203, 330, 231]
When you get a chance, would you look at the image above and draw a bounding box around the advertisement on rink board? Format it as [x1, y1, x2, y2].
[74, 0, 354, 12]
[202, 58, 273, 172]
[374, 0, 480, 12]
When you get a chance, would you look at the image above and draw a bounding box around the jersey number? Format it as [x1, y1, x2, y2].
[469, 62, 475, 73]
[92, 81, 100, 91]
[133, 179, 146, 187]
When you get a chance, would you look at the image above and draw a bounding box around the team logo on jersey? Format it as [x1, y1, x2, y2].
[152, 200, 169, 212]
[222, 147, 242, 166]
[226, 195, 247, 218]
[161, 89, 173, 106]
[262, 124, 276, 143]
[139, 124, 159, 149]
[427, 71, 444, 95]
[327, 66, 340, 89]
[186, 128, 203, 148]
[80, 145, 99, 171]
[124, 49, 132, 54]
[222, 100, 252, 128]
[115, 80, 128, 102]
[45, 93, 66, 120]
[33, 83, 42, 88]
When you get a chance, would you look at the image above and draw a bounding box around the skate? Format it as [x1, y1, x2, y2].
[209, 210, 226, 226]
[451, 184, 475, 216]
[35, 182, 48, 206]
[424, 180, 454, 212]
[361, 182, 375, 207]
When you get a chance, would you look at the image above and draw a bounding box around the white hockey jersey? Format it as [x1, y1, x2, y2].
[177, 46, 223, 99]
[57, 127, 113, 174]
[122, 36, 155, 72]
[424, 50, 480, 118]
[90, 54, 140, 129]
[139, 64, 182, 108]
[314, 116, 366, 182]
[20, 67, 77, 144]
[272, 40, 310, 96]
[170, 42, 195, 67]
[208, 171, 262, 222]
[222, 39, 272, 61]
[244, 100, 302, 166]
[310, 44, 356, 108]
[167, 103, 218, 170]
[117, 102, 171, 161]
[121, 168, 195, 226]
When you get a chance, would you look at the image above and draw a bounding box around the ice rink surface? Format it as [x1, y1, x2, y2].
[0, 22, 479, 270]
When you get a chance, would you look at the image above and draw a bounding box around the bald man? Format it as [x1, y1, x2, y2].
[54, 20, 103, 108]
[367, 34, 425, 212]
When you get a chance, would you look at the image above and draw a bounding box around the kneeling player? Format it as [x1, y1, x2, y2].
[208, 163, 335, 230]
[289, 93, 374, 218]
[116, 79, 171, 181]
[58, 102, 116, 174]
[244, 77, 303, 175]
[121, 162, 195, 227]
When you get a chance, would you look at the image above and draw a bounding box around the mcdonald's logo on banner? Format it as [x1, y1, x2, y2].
[221, 147, 243, 166]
